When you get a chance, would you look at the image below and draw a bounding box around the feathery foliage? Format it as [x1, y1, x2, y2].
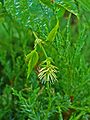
[0, 0, 90, 119]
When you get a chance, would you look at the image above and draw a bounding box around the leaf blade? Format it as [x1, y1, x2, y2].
[46, 20, 59, 42]
[27, 50, 39, 78]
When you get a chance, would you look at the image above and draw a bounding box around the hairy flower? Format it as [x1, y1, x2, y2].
[38, 58, 58, 84]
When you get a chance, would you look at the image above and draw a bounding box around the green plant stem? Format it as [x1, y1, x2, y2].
[58, 106, 63, 120]
[33, 31, 48, 58]
[44, 82, 51, 119]
[69, 105, 90, 113]
[40, 44, 48, 58]
[33, 31, 38, 39]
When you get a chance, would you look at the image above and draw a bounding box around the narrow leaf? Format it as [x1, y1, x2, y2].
[25, 52, 32, 63]
[46, 20, 59, 42]
[27, 50, 39, 78]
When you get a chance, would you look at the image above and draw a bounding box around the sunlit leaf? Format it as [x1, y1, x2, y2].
[46, 20, 59, 42]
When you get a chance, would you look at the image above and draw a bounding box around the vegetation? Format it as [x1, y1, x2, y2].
[0, 0, 90, 119]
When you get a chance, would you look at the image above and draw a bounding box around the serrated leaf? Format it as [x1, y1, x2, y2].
[46, 20, 59, 42]
[4, 0, 78, 37]
[27, 50, 39, 78]
[40, 0, 78, 17]
[4, 0, 56, 35]
[55, 0, 78, 17]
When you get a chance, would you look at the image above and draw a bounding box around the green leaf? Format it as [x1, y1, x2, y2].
[40, 0, 53, 8]
[55, 0, 78, 17]
[40, 0, 78, 17]
[4, 0, 56, 35]
[25, 52, 32, 63]
[26, 50, 39, 78]
[4, 0, 78, 37]
[46, 20, 59, 42]
[55, 7, 65, 19]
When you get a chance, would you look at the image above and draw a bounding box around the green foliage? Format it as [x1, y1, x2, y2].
[0, 2, 2, 8]
[5, 0, 56, 36]
[55, 0, 78, 16]
[40, 0, 53, 8]
[0, 0, 90, 120]
[26, 49, 39, 78]
[77, 0, 90, 11]
[46, 20, 59, 42]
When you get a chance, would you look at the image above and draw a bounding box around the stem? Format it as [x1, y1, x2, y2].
[44, 82, 51, 119]
[33, 31, 38, 39]
[40, 44, 48, 58]
[33, 31, 48, 58]
[58, 106, 63, 120]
